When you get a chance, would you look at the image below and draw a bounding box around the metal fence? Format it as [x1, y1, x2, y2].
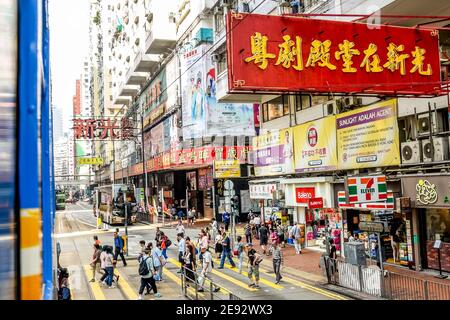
[180, 265, 241, 300]
[324, 257, 450, 300]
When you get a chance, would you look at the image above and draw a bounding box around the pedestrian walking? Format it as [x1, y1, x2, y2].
[89, 243, 103, 282]
[277, 224, 286, 248]
[155, 227, 162, 243]
[214, 232, 223, 259]
[177, 233, 186, 274]
[199, 229, 209, 263]
[245, 223, 252, 244]
[103, 246, 116, 288]
[246, 243, 262, 289]
[197, 247, 220, 293]
[175, 220, 185, 236]
[113, 232, 127, 266]
[138, 249, 161, 300]
[138, 240, 146, 261]
[289, 222, 302, 254]
[235, 236, 245, 274]
[223, 211, 230, 232]
[253, 215, 261, 238]
[177, 208, 184, 222]
[153, 241, 165, 281]
[93, 235, 101, 246]
[218, 232, 236, 269]
[211, 218, 219, 240]
[187, 208, 195, 226]
[184, 242, 197, 285]
[259, 224, 269, 255]
[270, 241, 283, 284]
[160, 232, 170, 259]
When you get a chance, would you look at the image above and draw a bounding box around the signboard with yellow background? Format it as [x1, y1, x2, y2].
[77, 157, 104, 166]
[336, 99, 400, 170]
[293, 116, 338, 173]
[214, 160, 241, 178]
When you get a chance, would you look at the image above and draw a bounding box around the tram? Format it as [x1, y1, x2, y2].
[0, 0, 55, 300]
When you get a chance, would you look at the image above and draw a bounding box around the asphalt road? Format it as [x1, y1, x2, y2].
[56, 204, 348, 301]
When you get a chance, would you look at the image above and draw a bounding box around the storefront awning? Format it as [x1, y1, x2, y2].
[280, 176, 334, 184]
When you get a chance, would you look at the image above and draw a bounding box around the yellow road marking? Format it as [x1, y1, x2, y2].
[164, 263, 205, 299]
[83, 265, 106, 300]
[212, 258, 284, 290]
[114, 269, 138, 300]
[281, 275, 347, 300]
[168, 258, 257, 292]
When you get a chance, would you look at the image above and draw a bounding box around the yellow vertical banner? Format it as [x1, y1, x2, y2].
[20, 209, 42, 300]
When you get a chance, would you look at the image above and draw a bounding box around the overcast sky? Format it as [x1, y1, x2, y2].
[49, 0, 90, 133]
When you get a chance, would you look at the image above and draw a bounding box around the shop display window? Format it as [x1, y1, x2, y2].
[426, 209, 450, 243]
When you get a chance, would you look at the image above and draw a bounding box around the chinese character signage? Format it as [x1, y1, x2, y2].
[293, 117, 337, 173]
[346, 175, 387, 204]
[226, 13, 440, 95]
[214, 160, 241, 178]
[336, 99, 400, 169]
[252, 128, 295, 177]
[250, 184, 277, 199]
[72, 117, 135, 140]
[77, 157, 104, 166]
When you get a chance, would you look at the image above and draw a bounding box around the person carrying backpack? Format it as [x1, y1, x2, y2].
[58, 277, 71, 300]
[138, 249, 161, 300]
[246, 243, 261, 289]
[113, 232, 127, 266]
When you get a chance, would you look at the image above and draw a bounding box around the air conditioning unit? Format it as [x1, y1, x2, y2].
[417, 112, 444, 136]
[211, 53, 220, 63]
[422, 137, 449, 162]
[221, 0, 232, 7]
[342, 96, 362, 108]
[324, 101, 338, 116]
[401, 141, 422, 164]
[242, 2, 250, 12]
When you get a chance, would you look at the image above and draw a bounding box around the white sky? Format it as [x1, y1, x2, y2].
[49, 0, 90, 133]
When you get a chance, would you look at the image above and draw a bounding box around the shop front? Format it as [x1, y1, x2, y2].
[402, 175, 450, 273]
[282, 177, 339, 250]
[248, 180, 288, 226]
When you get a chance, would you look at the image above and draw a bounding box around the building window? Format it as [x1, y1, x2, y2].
[217, 54, 227, 75]
[262, 96, 289, 122]
[295, 94, 312, 111]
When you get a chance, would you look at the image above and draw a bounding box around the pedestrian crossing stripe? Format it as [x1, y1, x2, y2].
[114, 269, 139, 300]
[212, 258, 284, 290]
[83, 265, 106, 300]
[167, 258, 257, 292]
[163, 268, 206, 299]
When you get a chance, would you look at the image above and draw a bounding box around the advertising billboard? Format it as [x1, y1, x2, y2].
[214, 160, 241, 178]
[253, 128, 295, 176]
[336, 99, 400, 169]
[293, 116, 338, 173]
[226, 13, 440, 96]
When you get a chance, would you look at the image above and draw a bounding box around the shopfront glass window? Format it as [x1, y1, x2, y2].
[426, 209, 450, 243]
[262, 96, 289, 122]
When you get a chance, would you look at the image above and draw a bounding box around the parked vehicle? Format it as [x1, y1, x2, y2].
[94, 184, 137, 225]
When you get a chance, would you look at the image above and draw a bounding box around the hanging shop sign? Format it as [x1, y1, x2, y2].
[346, 175, 387, 204]
[295, 187, 315, 204]
[77, 157, 104, 166]
[72, 117, 135, 140]
[214, 160, 241, 178]
[337, 99, 400, 170]
[253, 128, 295, 177]
[358, 221, 385, 233]
[250, 183, 277, 199]
[308, 197, 324, 209]
[401, 176, 450, 208]
[226, 13, 440, 95]
[293, 116, 337, 173]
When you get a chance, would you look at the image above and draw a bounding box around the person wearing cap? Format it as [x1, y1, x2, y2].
[246, 243, 260, 289]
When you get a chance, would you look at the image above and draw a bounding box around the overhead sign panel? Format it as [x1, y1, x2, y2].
[226, 13, 440, 95]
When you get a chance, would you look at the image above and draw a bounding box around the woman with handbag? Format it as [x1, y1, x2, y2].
[184, 241, 197, 285]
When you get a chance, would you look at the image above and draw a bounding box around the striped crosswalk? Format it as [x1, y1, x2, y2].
[76, 254, 347, 300]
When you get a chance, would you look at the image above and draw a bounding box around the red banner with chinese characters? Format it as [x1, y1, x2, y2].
[227, 13, 441, 95]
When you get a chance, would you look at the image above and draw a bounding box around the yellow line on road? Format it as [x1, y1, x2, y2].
[168, 258, 257, 292]
[83, 265, 106, 300]
[114, 269, 138, 300]
[164, 264, 205, 299]
[281, 275, 347, 300]
[212, 258, 284, 290]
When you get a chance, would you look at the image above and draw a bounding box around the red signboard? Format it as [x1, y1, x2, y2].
[308, 197, 324, 209]
[296, 187, 315, 203]
[72, 117, 135, 140]
[227, 13, 441, 95]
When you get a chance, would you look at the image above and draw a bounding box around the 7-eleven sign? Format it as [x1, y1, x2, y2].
[347, 176, 387, 204]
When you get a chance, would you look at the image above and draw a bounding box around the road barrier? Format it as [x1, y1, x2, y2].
[323, 257, 450, 300]
[180, 265, 241, 300]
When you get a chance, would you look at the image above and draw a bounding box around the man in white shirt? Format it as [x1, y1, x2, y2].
[177, 233, 186, 273]
[175, 220, 185, 236]
[198, 247, 220, 293]
[289, 222, 302, 254]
